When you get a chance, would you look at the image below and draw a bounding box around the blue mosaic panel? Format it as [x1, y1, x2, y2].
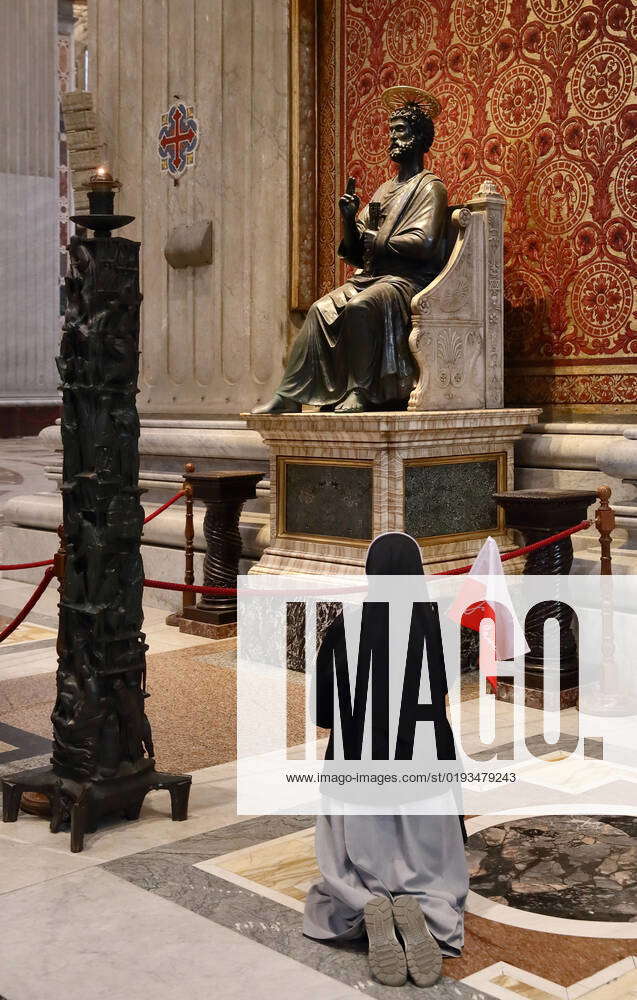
[283, 461, 373, 541]
[404, 456, 503, 540]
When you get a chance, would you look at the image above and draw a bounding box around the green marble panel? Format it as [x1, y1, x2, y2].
[283, 461, 373, 541]
[404, 457, 502, 540]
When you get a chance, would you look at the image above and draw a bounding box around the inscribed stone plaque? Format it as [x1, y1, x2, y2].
[404, 455, 504, 541]
[281, 460, 373, 541]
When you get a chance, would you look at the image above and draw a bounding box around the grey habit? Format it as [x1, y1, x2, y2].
[278, 171, 447, 406]
[302, 533, 469, 958]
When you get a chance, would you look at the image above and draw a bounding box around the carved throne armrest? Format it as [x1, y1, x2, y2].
[408, 180, 506, 412]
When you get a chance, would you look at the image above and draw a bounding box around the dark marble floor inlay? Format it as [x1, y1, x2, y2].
[468, 815, 637, 921]
[0, 723, 51, 766]
[104, 815, 489, 1000]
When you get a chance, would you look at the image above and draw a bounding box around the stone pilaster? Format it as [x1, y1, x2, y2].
[87, 0, 290, 418]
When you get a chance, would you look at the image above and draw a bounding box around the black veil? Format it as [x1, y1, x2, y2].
[365, 531, 425, 577]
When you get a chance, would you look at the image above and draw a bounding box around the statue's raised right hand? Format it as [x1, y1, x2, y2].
[339, 176, 360, 220]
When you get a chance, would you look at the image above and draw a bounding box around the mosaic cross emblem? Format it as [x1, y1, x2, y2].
[158, 103, 199, 177]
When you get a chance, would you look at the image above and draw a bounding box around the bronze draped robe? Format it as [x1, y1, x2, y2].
[278, 169, 448, 406]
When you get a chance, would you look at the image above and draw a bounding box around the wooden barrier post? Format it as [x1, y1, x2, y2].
[595, 485, 614, 576]
[183, 463, 196, 612]
[176, 469, 263, 639]
[53, 523, 66, 586]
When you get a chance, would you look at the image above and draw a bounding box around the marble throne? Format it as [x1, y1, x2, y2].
[408, 179, 505, 412]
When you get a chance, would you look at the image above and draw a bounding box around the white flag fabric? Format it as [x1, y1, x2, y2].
[447, 535, 529, 661]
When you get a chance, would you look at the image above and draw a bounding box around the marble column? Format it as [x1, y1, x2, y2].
[0, 0, 61, 430]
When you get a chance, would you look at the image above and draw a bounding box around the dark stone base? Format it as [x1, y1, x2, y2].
[496, 680, 579, 709]
[2, 764, 191, 853]
[166, 599, 238, 637]
[185, 600, 237, 625]
[165, 612, 236, 640]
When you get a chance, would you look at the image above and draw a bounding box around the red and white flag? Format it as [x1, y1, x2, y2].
[448, 536, 528, 691]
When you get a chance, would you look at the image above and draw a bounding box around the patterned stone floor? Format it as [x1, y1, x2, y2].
[0, 721, 51, 773]
[104, 811, 637, 999]
[4, 736, 637, 998]
[105, 815, 489, 1000]
[2, 549, 637, 998]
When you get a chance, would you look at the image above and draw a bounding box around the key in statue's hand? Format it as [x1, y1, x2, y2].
[339, 176, 360, 220]
[361, 229, 378, 275]
[361, 229, 377, 257]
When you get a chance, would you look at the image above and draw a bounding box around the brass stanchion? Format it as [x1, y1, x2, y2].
[586, 486, 631, 716]
[595, 485, 615, 576]
[183, 463, 196, 613]
[165, 464, 196, 627]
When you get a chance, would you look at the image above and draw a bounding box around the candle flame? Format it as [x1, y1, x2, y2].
[97, 166, 106, 176]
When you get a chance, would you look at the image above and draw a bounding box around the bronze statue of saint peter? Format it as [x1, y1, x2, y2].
[253, 87, 447, 414]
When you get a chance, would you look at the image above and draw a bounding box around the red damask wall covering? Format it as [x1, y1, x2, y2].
[316, 0, 636, 407]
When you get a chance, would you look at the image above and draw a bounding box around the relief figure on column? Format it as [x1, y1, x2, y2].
[253, 87, 446, 415]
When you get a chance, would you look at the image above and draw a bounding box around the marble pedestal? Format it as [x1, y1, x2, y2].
[245, 408, 540, 576]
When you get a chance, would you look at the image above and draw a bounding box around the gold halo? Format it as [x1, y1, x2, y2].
[380, 86, 441, 121]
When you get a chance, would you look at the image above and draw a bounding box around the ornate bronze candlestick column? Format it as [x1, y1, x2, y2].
[1, 170, 191, 851]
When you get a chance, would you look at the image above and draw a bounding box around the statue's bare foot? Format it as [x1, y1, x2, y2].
[335, 389, 368, 413]
[252, 394, 302, 414]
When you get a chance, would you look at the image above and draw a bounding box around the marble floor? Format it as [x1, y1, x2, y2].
[2, 457, 637, 998]
[3, 740, 637, 1000]
[2, 623, 637, 1000]
[2, 621, 637, 1000]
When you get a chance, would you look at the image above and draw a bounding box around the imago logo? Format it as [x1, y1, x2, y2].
[236, 575, 634, 817]
[304, 598, 585, 763]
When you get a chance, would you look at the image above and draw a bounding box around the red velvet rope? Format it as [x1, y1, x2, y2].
[143, 490, 186, 525]
[0, 517, 593, 626]
[0, 559, 55, 571]
[143, 578, 237, 596]
[144, 519, 593, 597]
[437, 519, 591, 576]
[501, 519, 591, 560]
[143, 578, 368, 598]
[0, 493, 186, 573]
[0, 566, 57, 643]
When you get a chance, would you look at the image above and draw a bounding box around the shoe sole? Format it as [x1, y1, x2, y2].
[363, 896, 407, 987]
[392, 895, 442, 987]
